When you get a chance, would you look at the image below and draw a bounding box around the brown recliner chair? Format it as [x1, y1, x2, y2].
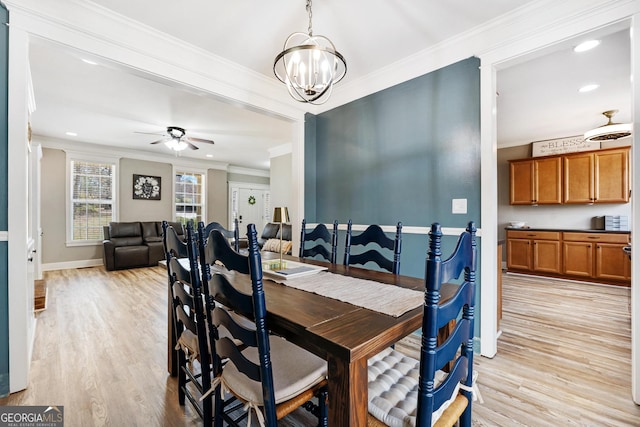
[103, 222, 148, 271]
[103, 221, 185, 270]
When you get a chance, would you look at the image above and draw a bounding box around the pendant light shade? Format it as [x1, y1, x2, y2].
[584, 110, 632, 142]
[273, 0, 346, 105]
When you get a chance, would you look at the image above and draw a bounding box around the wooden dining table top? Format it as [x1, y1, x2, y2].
[167, 252, 459, 426]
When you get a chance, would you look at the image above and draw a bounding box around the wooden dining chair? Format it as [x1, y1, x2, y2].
[299, 219, 338, 263]
[202, 218, 240, 252]
[198, 222, 329, 427]
[165, 222, 216, 425]
[344, 220, 402, 274]
[367, 221, 478, 427]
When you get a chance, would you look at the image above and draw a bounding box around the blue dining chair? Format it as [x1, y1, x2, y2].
[198, 222, 329, 427]
[367, 221, 478, 427]
[202, 218, 240, 252]
[344, 220, 402, 274]
[299, 219, 338, 263]
[164, 222, 216, 424]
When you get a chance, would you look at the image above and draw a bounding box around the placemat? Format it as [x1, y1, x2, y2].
[274, 271, 424, 317]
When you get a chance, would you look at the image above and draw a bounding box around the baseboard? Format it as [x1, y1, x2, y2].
[42, 259, 103, 271]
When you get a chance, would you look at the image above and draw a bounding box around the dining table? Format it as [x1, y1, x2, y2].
[165, 252, 458, 426]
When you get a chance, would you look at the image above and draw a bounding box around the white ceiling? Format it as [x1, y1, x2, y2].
[27, 1, 632, 170]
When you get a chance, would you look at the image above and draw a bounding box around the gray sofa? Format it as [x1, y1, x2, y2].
[258, 222, 292, 254]
[102, 221, 184, 271]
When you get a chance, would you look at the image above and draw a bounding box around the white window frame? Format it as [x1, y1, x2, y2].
[173, 166, 207, 226]
[66, 152, 118, 246]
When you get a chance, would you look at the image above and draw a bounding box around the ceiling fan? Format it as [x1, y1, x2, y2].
[145, 126, 215, 151]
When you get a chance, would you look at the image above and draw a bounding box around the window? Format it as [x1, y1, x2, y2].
[175, 170, 205, 225]
[69, 158, 116, 243]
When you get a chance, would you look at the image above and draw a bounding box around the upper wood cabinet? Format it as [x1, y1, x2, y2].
[509, 147, 630, 205]
[563, 147, 629, 204]
[509, 156, 562, 205]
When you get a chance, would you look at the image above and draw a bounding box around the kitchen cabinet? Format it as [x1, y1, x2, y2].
[507, 229, 630, 285]
[506, 230, 561, 274]
[563, 147, 629, 204]
[563, 232, 630, 282]
[509, 147, 629, 205]
[509, 156, 562, 205]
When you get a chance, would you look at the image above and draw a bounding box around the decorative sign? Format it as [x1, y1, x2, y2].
[531, 135, 600, 157]
[133, 174, 161, 200]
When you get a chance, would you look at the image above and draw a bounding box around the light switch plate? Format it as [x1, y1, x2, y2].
[452, 198, 467, 214]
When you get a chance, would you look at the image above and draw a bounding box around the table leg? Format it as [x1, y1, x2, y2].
[327, 354, 368, 426]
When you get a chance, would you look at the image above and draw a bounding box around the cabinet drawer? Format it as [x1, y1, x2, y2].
[563, 232, 629, 244]
[507, 230, 561, 240]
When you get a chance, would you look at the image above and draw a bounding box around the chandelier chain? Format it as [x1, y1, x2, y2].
[306, 0, 313, 36]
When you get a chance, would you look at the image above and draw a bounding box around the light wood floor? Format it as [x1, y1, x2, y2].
[1, 266, 638, 426]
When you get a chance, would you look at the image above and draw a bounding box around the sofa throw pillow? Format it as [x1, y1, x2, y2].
[263, 238, 292, 254]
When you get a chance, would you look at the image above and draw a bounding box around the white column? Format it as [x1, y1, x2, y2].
[7, 24, 35, 392]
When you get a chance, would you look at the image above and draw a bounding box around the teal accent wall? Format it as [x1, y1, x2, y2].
[304, 57, 481, 279]
[0, 2, 9, 397]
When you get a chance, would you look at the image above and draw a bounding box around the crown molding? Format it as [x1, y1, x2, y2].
[36, 135, 231, 171]
[268, 143, 292, 158]
[227, 166, 270, 178]
[318, 0, 640, 113]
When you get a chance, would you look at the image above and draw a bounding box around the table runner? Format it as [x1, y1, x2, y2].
[273, 271, 424, 317]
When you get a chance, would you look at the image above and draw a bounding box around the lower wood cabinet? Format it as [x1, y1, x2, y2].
[507, 230, 630, 285]
[506, 230, 561, 274]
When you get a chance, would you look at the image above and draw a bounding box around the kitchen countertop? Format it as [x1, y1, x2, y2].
[505, 227, 631, 234]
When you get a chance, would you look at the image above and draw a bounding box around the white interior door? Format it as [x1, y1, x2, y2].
[231, 186, 271, 237]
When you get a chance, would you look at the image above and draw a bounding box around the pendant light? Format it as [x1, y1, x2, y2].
[273, 0, 346, 105]
[584, 110, 632, 141]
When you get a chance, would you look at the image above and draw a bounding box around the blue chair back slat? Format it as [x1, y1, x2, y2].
[203, 219, 240, 252]
[417, 221, 476, 427]
[435, 318, 470, 369]
[299, 219, 338, 263]
[202, 228, 250, 274]
[432, 356, 468, 410]
[436, 281, 472, 329]
[215, 335, 262, 382]
[344, 220, 402, 274]
[440, 232, 475, 285]
[163, 220, 188, 259]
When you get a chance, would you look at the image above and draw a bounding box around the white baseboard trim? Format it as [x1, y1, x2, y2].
[42, 259, 103, 271]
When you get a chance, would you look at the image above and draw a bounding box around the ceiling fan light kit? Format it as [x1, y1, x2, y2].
[146, 125, 215, 151]
[273, 0, 346, 105]
[583, 110, 632, 142]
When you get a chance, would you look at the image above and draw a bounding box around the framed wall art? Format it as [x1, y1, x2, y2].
[133, 174, 161, 200]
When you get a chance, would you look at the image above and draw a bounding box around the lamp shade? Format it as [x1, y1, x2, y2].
[272, 207, 290, 223]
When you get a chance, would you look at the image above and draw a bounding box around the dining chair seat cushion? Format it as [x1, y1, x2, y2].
[367, 348, 462, 427]
[221, 335, 327, 405]
[175, 329, 199, 363]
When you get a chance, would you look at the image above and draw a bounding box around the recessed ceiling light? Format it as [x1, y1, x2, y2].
[579, 84, 599, 93]
[205, 154, 213, 158]
[574, 40, 600, 53]
[65, 132, 78, 136]
[82, 59, 98, 65]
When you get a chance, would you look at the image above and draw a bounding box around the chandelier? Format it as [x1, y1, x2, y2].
[273, 0, 346, 105]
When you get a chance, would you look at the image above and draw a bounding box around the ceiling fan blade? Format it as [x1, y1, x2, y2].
[150, 138, 169, 145]
[186, 141, 199, 150]
[135, 130, 166, 136]
[185, 136, 215, 145]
